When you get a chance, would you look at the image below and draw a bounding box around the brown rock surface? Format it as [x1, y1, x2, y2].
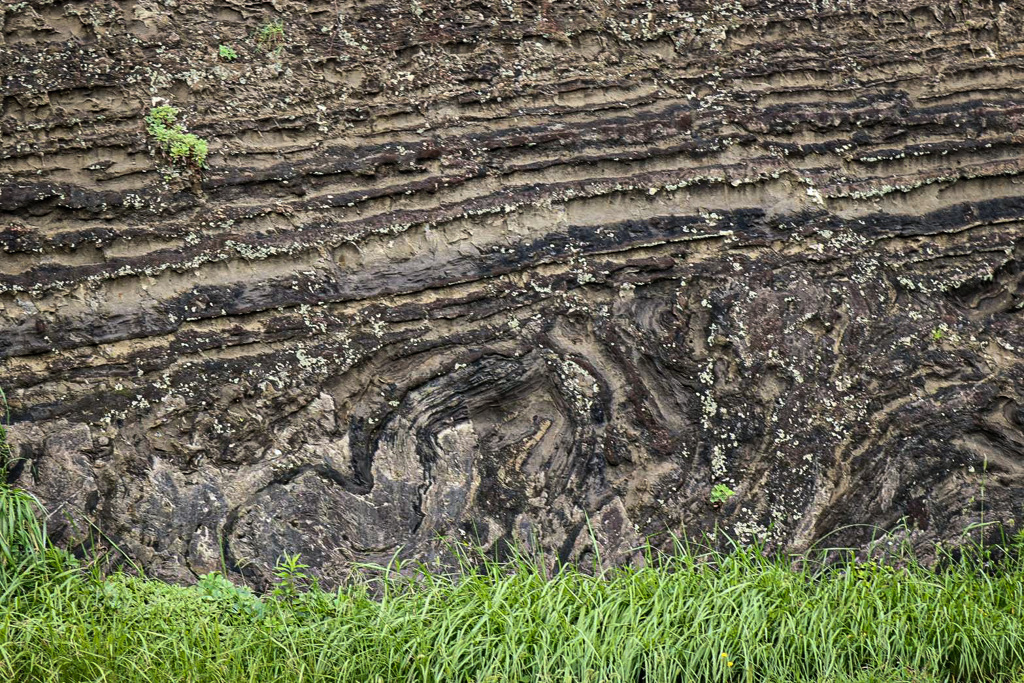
[1, 0, 1023, 586]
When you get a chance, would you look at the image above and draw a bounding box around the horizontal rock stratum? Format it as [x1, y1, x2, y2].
[2, 0, 1023, 585]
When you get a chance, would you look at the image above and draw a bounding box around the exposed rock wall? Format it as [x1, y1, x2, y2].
[2, 0, 1023, 585]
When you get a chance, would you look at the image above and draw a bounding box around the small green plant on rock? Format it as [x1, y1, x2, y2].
[218, 44, 238, 61]
[145, 105, 208, 170]
[254, 19, 285, 53]
[272, 553, 310, 601]
[710, 483, 736, 506]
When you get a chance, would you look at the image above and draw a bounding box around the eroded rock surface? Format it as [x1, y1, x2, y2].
[2, 0, 1023, 585]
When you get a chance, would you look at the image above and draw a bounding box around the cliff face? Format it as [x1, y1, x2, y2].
[2, 0, 1023, 585]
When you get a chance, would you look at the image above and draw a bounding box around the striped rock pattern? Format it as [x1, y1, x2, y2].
[2, 0, 1023, 584]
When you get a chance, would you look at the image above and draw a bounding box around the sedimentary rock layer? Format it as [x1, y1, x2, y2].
[1, 0, 1022, 585]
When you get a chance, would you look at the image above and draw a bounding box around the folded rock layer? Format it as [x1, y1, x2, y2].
[1, 0, 1022, 585]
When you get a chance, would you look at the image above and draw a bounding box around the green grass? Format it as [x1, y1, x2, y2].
[3, 488, 1024, 683]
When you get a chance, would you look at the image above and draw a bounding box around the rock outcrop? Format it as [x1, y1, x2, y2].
[2, 0, 1023, 585]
